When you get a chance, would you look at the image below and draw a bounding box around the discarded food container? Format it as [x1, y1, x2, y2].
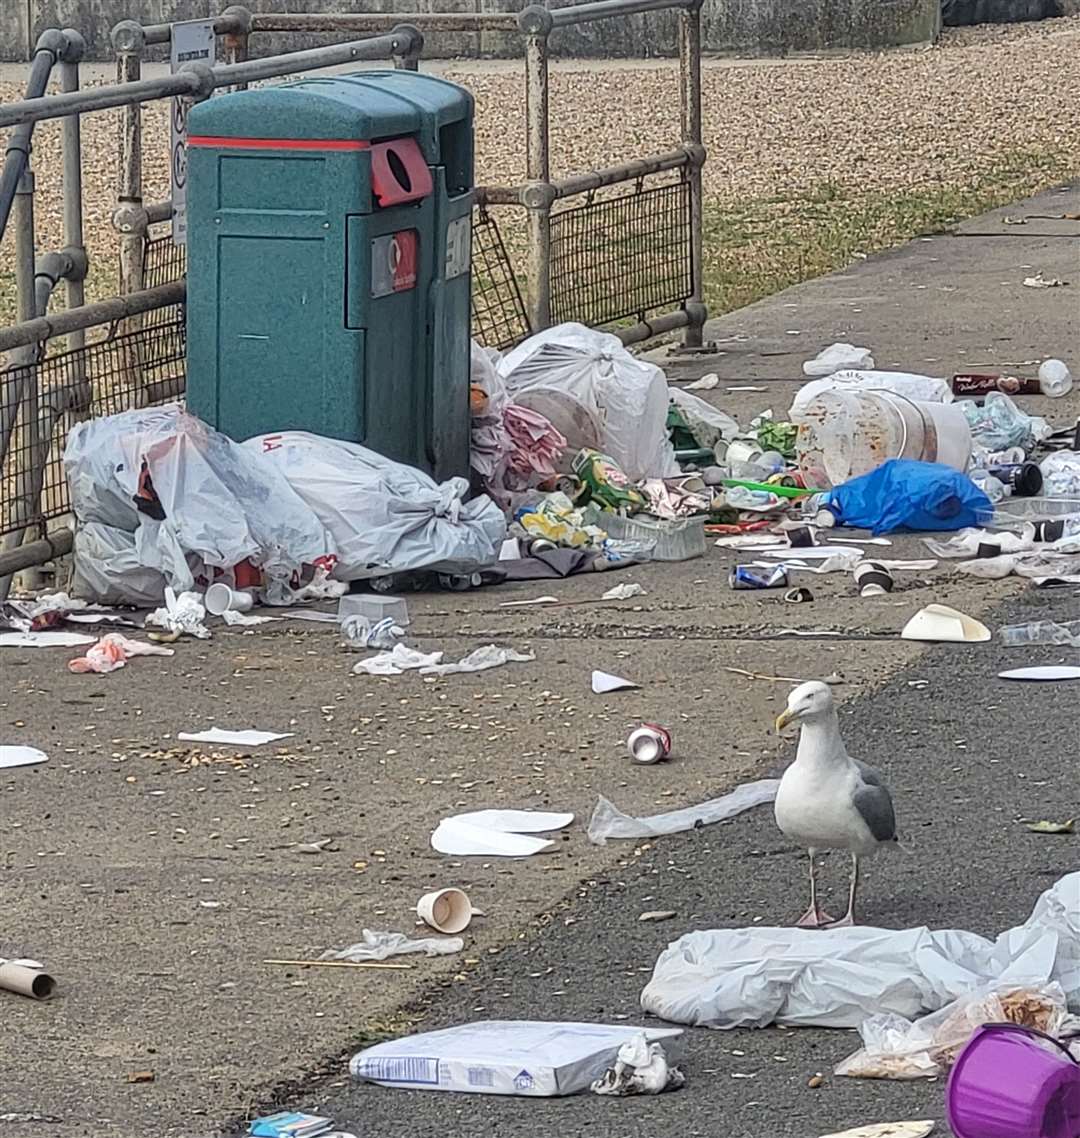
[416, 887, 480, 934]
[793, 389, 972, 489]
[946, 1023, 1080, 1138]
[1037, 359, 1073, 399]
[626, 724, 672, 765]
[720, 439, 765, 469]
[729, 565, 788, 590]
[786, 525, 817, 548]
[901, 604, 991, 643]
[600, 513, 705, 562]
[338, 593, 410, 627]
[204, 583, 255, 616]
[784, 586, 814, 603]
[988, 462, 1043, 497]
[854, 560, 893, 597]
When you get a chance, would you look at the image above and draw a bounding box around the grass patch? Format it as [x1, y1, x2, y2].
[700, 147, 1074, 317]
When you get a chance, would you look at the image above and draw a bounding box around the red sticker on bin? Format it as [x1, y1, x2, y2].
[371, 231, 418, 298]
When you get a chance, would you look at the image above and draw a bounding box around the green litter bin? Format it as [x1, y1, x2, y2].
[185, 70, 473, 480]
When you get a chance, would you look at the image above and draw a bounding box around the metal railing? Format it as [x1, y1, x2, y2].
[0, 1, 706, 586]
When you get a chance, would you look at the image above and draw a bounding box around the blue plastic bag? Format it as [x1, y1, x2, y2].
[826, 459, 993, 535]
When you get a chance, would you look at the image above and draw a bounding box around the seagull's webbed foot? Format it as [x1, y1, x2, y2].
[795, 905, 836, 929]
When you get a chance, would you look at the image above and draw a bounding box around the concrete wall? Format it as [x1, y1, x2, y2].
[2, 0, 942, 63]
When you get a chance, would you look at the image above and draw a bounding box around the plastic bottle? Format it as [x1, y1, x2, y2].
[1038, 358, 1073, 398]
[998, 619, 1080, 647]
[969, 469, 1009, 504]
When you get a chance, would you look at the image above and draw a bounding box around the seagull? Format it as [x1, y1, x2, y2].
[773, 681, 898, 928]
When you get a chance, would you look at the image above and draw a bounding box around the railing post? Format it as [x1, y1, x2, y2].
[519, 6, 553, 333]
[391, 22, 423, 70]
[111, 21, 147, 300]
[678, 0, 706, 349]
[222, 6, 254, 90]
[59, 31, 87, 356]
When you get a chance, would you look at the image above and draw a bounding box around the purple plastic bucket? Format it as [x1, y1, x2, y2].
[947, 1023, 1080, 1138]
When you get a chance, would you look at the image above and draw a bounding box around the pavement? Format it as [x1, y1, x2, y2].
[0, 182, 1077, 1138]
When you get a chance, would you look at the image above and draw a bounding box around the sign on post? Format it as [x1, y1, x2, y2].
[170, 19, 216, 247]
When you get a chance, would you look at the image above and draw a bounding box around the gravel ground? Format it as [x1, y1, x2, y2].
[1, 16, 1078, 314]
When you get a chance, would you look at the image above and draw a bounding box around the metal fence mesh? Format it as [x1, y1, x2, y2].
[550, 176, 693, 328]
[144, 231, 187, 290]
[0, 314, 187, 537]
[471, 206, 531, 351]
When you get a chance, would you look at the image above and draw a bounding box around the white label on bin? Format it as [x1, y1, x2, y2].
[445, 215, 471, 281]
[169, 19, 216, 248]
[371, 231, 418, 298]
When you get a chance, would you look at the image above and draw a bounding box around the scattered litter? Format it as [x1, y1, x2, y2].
[723, 667, 842, 685]
[685, 373, 720, 390]
[146, 589, 211, 640]
[835, 983, 1068, 1080]
[351, 1020, 682, 1096]
[729, 565, 789, 590]
[68, 633, 174, 674]
[999, 619, 1080, 647]
[854, 560, 893, 597]
[416, 888, 482, 934]
[784, 587, 814, 603]
[0, 1115, 63, 1125]
[432, 809, 573, 857]
[819, 1125, 935, 1138]
[320, 929, 463, 962]
[248, 1111, 336, 1138]
[352, 644, 533, 677]
[1022, 273, 1068, 288]
[0, 630, 96, 649]
[175, 729, 293, 747]
[499, 595, 560, 608]
[601, 582, 647, 601]
[901, 604, 991, 644]
[727, 385, 767, 393]
[626, 724, 672, 764]
[0, 746, 48, 770]
[588, 779, 779, 844]
[590, 1033, 685, 1096]
[275, 609, 340, 624]
[591, 670, 640, 694]
[640, 872, 1080, 1029]
[204, 583, 254, 616]
[341, 615, 405, 651]
[0, 959, 56, 1000]
[221, 609, 277, 627]
[802, 343, 875, 377]
[638, 911, 676, 923]
[293, 838, 334, 854]
[1024, 819, 1074, 834]
[999, 666, 1080, 682]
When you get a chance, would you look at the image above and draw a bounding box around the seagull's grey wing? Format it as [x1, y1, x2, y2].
[852, 762, 897, 843]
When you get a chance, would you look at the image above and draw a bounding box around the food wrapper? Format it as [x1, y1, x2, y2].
[836, 983, 1071, 1080]
[572, 449, 645, 514]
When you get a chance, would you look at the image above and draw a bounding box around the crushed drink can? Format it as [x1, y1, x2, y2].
[729, 565, 789, 589]
[627, 723, 672, 765]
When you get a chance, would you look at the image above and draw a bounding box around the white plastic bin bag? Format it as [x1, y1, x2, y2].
[497, 323, 678, 481]
[246, 431, 506, 581]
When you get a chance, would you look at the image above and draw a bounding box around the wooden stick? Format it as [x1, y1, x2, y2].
[262, 958, 413, 971]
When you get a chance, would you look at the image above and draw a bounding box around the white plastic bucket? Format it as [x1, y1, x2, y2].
[793, 389, 971, 488]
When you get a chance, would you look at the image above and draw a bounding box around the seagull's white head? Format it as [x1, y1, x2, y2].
[775, 680, 834, 733]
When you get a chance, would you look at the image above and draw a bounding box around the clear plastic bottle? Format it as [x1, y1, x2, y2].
[998, 619, 1080, 647]
[1038, 358, 1073, 398]
[970, 469, 1009, 504]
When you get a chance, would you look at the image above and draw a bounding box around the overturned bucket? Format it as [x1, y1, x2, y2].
[946, 1023, 1080, 1138]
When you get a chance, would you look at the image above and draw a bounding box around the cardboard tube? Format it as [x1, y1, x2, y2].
[0, 962, 56, 999]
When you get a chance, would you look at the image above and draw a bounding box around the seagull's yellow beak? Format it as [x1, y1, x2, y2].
[775, 708, 797, 733]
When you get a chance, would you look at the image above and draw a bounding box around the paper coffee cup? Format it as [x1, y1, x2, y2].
[854, 560, 893, 597]
[416, 888, 478, 934]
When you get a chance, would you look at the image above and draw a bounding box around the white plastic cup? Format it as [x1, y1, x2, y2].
[205, 582, 254, 616]
[416, 888, 478, 934]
